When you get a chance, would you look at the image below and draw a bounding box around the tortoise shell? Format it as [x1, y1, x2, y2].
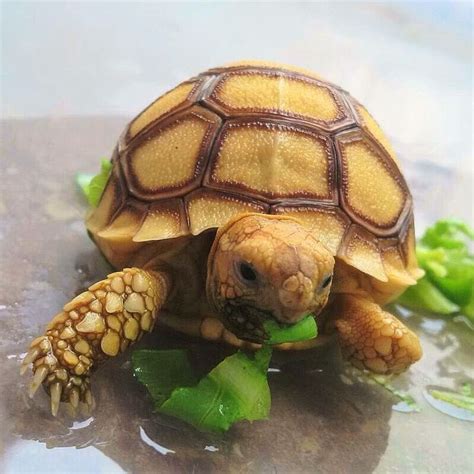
[87, 60, 421, 288]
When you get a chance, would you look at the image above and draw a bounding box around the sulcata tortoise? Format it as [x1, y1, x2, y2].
[22, 60, 423, 415]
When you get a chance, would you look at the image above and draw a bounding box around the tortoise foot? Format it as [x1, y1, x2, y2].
[333, 295, 422, 375]
[21, 336, 94, 416]
[21, 267, 170, 417]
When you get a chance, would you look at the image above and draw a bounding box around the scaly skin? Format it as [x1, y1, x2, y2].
[207, 213, 335, 330]
[327, 262, 422, 374]
[331, 295, 422, 374]
[21, 268, 169, 415]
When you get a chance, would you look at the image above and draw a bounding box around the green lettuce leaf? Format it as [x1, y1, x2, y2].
[132, 349, 198, 407]
[397, 277, 460, 315]
[397, 219, 474, 320]
[133, 347, 272, 433]
[160, 347, 272, 432]
[132, 316, 318, 432]
[429, 388, 474, 413]
[76, 159, 112, 207]
[263, 314, 317, 344]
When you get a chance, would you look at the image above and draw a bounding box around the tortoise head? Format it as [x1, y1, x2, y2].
[206, 213, 335, 343]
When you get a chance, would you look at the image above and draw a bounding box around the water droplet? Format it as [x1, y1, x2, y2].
[139, 426, 175, 455]
[71, 416, 95, 430]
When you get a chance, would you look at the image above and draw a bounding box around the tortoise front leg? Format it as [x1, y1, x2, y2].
[21, 267, 170, 415]
[330, 295, 422, 374]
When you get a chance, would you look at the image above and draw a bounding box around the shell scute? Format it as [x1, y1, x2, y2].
[203, 70, 354, 132]
[185, 189, 268, 236]
[348, 97, 401, 168]
[133, 199, 188, 242]
[339, 225, 388, 282]
[123, 106, 221, 201]
[271, 204, 350, 255]
[379, 238, 417, 286]
[127, 80, 202, 142]
[205, 119, 336, 203]
[86, 156, 125, 235]
[335, 129, 410, 236]
[96, 200, 148, 267]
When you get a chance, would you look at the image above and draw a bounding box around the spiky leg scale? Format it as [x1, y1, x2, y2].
[21, 268, 169, 415]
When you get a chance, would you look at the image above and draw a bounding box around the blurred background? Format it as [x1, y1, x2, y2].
[2, 1, 472, 224]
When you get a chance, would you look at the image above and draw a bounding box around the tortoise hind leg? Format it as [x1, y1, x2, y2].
[21, 267, 170, 415]
[330, 295, 422, 374]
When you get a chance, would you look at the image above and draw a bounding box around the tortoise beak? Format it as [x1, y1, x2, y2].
[222, 302, 271, 344]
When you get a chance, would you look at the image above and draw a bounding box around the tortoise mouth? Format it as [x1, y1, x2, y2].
[222, 302, 273, 344]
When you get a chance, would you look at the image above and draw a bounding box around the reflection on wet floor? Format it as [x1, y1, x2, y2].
[5, 334, 394, 473]
[3, 309, 473, 473]
[423, 386, 474, 422]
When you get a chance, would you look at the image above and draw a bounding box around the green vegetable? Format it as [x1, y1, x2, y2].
[160, 347, 272, 432]
[263, 314, 317, 344]
[397, 219, 474, 320]
[398, 278, 460, 315]
[76, 159, 112, 207]
[132, 349, 198, 406]
[132, 317, 318, 432]
[133, 347, 272, 433]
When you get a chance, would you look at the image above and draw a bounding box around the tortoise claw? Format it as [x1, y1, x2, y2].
[69, 387, 80, 409]
[21, 347, 42, 372]
[22, 336, 93, 417]
[50, 382, 62, 417]
[28, 365, 49, 398]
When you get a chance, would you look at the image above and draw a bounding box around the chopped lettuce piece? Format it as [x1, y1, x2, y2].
[75, 159, 112, 207]
[132, 349, 198, 406]
[397, 219, 474, 320]
[76, 173, 93, 196]
[132, 347, 272, 433]
[263, 315, 317, 344]
[420, 220, 474, 250]
[132, 315, 318, 431]
[398, 278, 460, 315]
[160, 347, 272, 432]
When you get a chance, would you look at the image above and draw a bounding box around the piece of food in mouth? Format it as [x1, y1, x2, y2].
[22, 60, 424, 419]
[263, 314, 318, 345]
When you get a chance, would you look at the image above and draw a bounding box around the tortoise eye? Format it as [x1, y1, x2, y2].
[239, 262, 257, 282]
[321, 275, 332, 289]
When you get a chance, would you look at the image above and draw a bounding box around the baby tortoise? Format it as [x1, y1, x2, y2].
[22, 60, 423, 415]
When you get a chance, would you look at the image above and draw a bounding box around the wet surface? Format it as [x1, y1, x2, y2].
[1, 118, 473, 473]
